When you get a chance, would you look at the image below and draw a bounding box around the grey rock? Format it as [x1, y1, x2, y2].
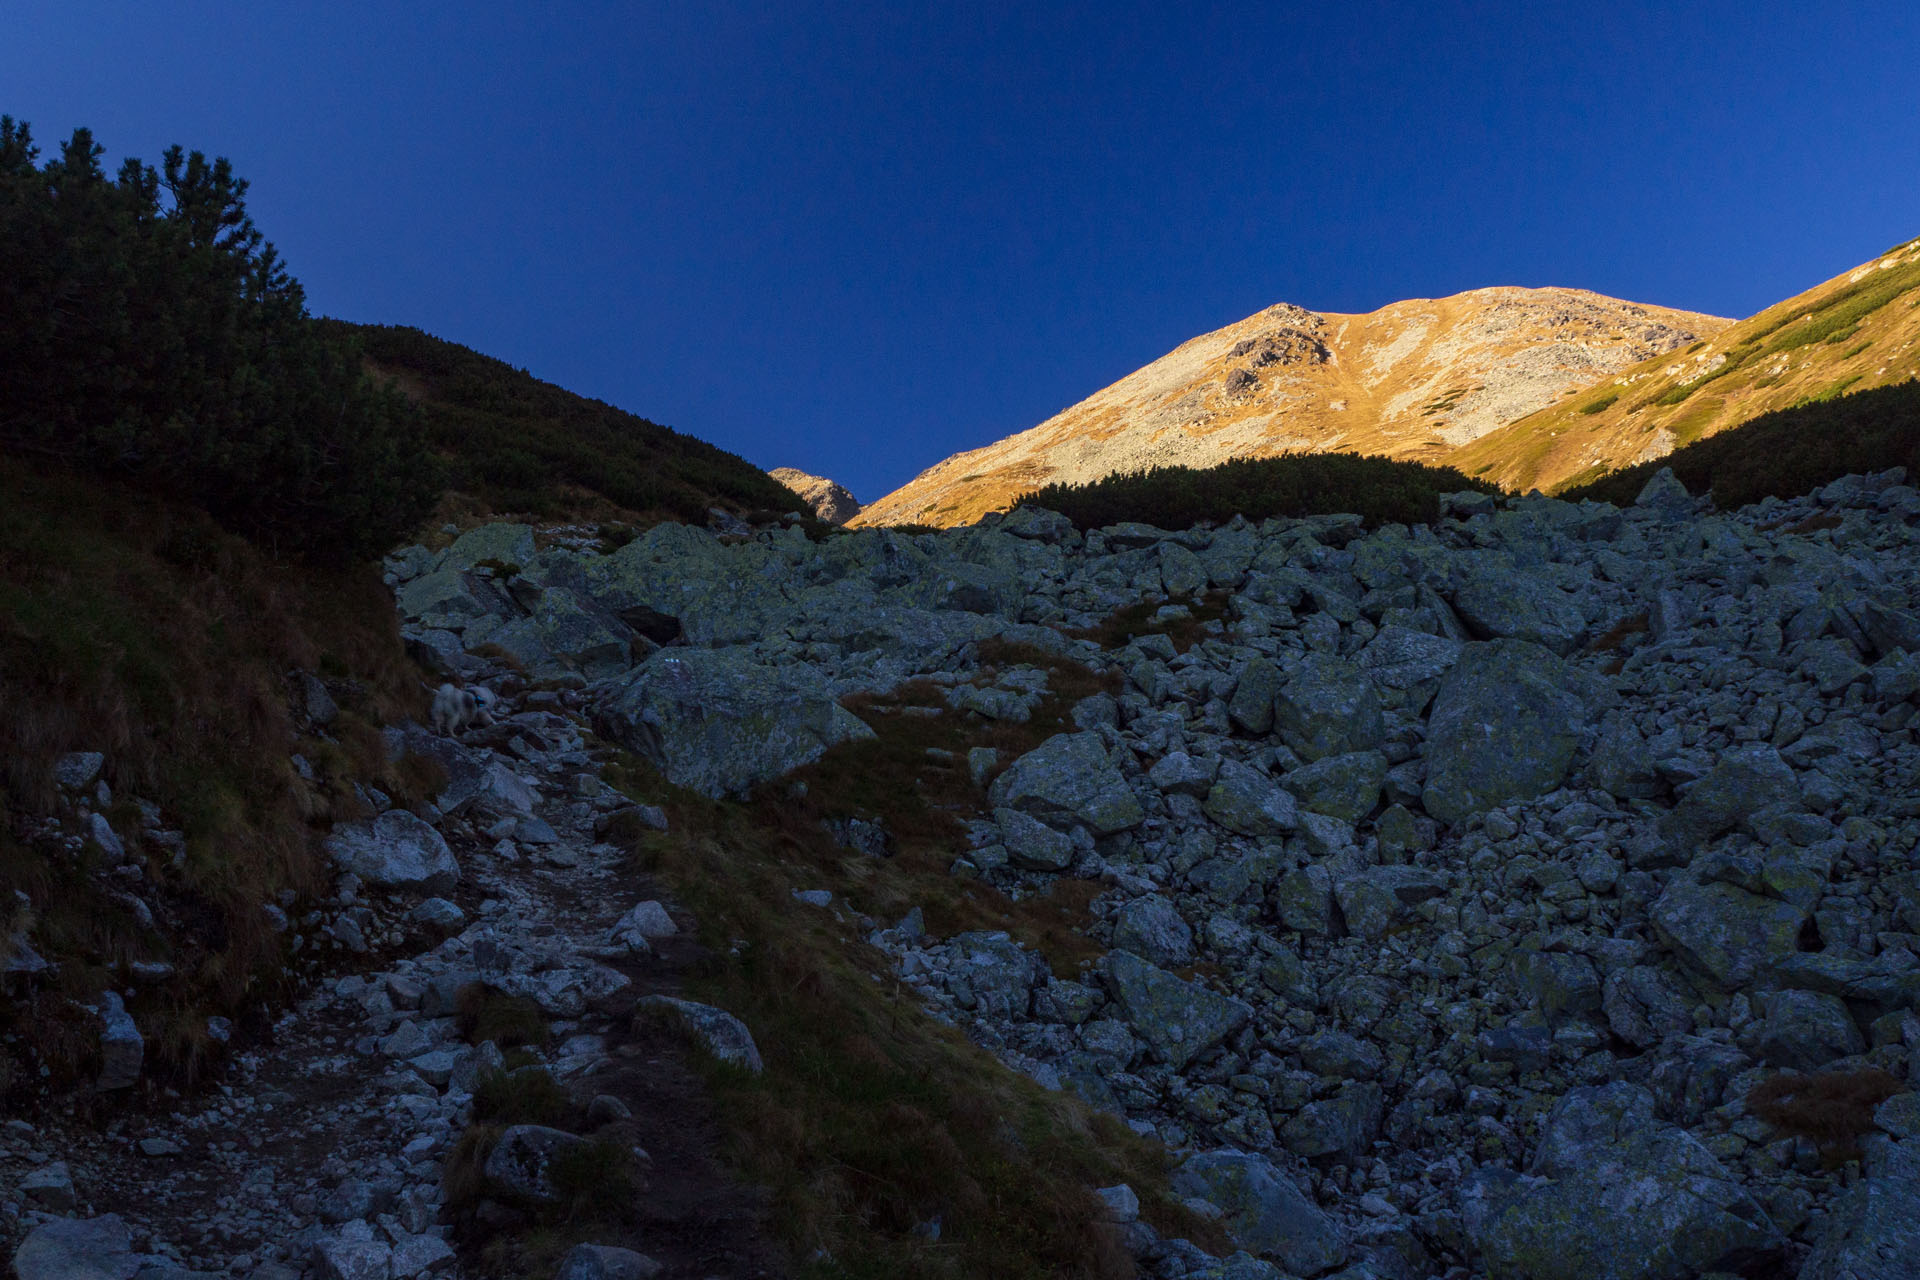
[553, 1244, 663, 1280]
[995, 806, 1077, 871]
[1283, 750, 1387, 822]
[325, 810, 461, 896]
[1148, 750, 1218, 797]
[1651, 881, 1805, 992]
[87, 812, 124, 862]
[595, 649, 874, 798]
[53, 752, 106, 791]
[1635, 467, 1697, 519]
[1104, 951, 1252, 1071]
[12, 1215, 138, 1280]
[1452, 567, 1587, 655]
[634, 996, 763, 1072]
[1205, 761, 1298, 837]
[387, 1233, 455, 1278]
[1747, 989, 1864, 1070]
[988, 733, 1143, 835]
[1422, 640, 1592, 826]
[1112, 896, 1194, 967]
[1171, 1149, 1345, 1275]
[937, 932, 1047, 1019]
[1274, 654, 1384, 762]
[440, 522, 536, 573]
[1588, 713, 1662, 800]
[19, 1162, 76, 1211]
[97, 992, 143, 1090]
[483, 1124, 587, 1204]
[1799, 1160, 1920, 1280]
[1356, 626, 1461, 690]
[1281, 1082, 1381, 1158]
[1661, 744, 1801, 849]
[1474, 1083, 1781, 1280]
[1228, 659, 1284, 735]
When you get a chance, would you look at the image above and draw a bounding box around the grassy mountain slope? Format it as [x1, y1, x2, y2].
[1559, 378, 1920, 509]
[853, 287, 1725, 528]
[1450, 237, 1920, 493]
[332, 322, 805, 525]
[0, 456, 427, 1090]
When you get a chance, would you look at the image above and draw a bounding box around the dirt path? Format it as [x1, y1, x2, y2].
[2, 697, 788, 1280]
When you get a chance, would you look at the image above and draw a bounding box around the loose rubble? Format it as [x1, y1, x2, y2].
[12, 463, 1920, 1279]
[370, 468, 1920, 1278]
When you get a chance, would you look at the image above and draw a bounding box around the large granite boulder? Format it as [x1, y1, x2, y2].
[1650, 881, 1806, 992]
[987, 733, 1143, 835]
[11, 1214, 139, 1280]
[1273, 654, 1384, 762]
[1171, 1149, 1345, 1276]
[1422, 640, 1592, 825]
[1356, 625, 1462, 690]
[1799, 1141, 1920, 1280]
[1474, 1083, 1782, 1280]
[440, 522, 537, 573]
[634, 996, 764, 1072]
[1205, 761, 1298, 837]
[595, 650, 873, 798]
[1103, 951, 1252, 1072]
[1452, 566, 1587, 655]
[1111, 896, 1194, 967]
[1283, 750, 1387, 822]
[324, 810, 461, 896]
[1659, 743, 1802, 849]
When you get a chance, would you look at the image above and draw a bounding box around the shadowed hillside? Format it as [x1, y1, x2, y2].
[332, 322, 806, 525]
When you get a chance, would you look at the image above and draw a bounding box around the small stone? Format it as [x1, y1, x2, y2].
[19, 1161, 77, 1211]
[554, 1243, 663, 1280]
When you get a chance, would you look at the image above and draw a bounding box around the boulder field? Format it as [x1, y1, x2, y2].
[383, 467, 1920, 1278]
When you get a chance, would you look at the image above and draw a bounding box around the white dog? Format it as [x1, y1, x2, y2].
[430, 683, 498, 735]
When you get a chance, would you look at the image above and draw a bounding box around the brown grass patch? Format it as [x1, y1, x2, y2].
[1586, 612, 1650, 654]
[1067, 591, 1232, 653]
[0, 456, 422, 1088]
[610, 802, 1219, 1278]
[1746, 1068, 1907, 1164]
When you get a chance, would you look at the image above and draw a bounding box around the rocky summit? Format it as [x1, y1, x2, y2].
[767, 467, 862, 525]
[367, 463, 1920, 1278]
[852, 287, 1726, 528]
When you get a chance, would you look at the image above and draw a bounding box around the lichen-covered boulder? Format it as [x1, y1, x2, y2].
[1799, 1151, 1920, 1280]
[1745, 989, 1864, 1069]
[1452, 566, 1587, 655]
[1650, 881, 1805, 992]
[634, 996, 764, 1072]
[1283, 750, 1387, 822]
[1171, 1149, 1345, 1276]
[1473, 1083, 1782, 1280]
[1274, 654, 1384, 762]
[1205, 761, 1298, 837]
[440, 522, 537, 573]
[1659, 743, 1801, 848]
[325, 810, 461, 896]
[1111, 896, 1194, 966]
[1422, 640, 1591, 825]
[595, 649, 873, 798]
[1356, 625, 1462, 690]
[1227, 657, 1284, 734]
[1103, 951, 1251, 1072]
[988, 732, 1143, 835]
[11, 1214, 138, 1280]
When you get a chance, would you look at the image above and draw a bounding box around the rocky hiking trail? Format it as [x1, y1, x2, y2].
[4, 691, 788, 1279]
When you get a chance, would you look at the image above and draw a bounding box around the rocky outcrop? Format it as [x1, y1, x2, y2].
[769, 467, 861, 524]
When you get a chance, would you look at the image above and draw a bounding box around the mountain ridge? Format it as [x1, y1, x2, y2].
[1450, 238, 1920, 493]
[852, 286, 1728, 527]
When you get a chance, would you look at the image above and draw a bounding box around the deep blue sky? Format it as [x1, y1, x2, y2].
[7, 3, 1918, 501]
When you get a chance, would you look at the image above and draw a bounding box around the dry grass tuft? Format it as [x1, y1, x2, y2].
[1746, 1067, 1907, 1164]
[456, 984, 551, 1050]
[0, 455, 422, 1088]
